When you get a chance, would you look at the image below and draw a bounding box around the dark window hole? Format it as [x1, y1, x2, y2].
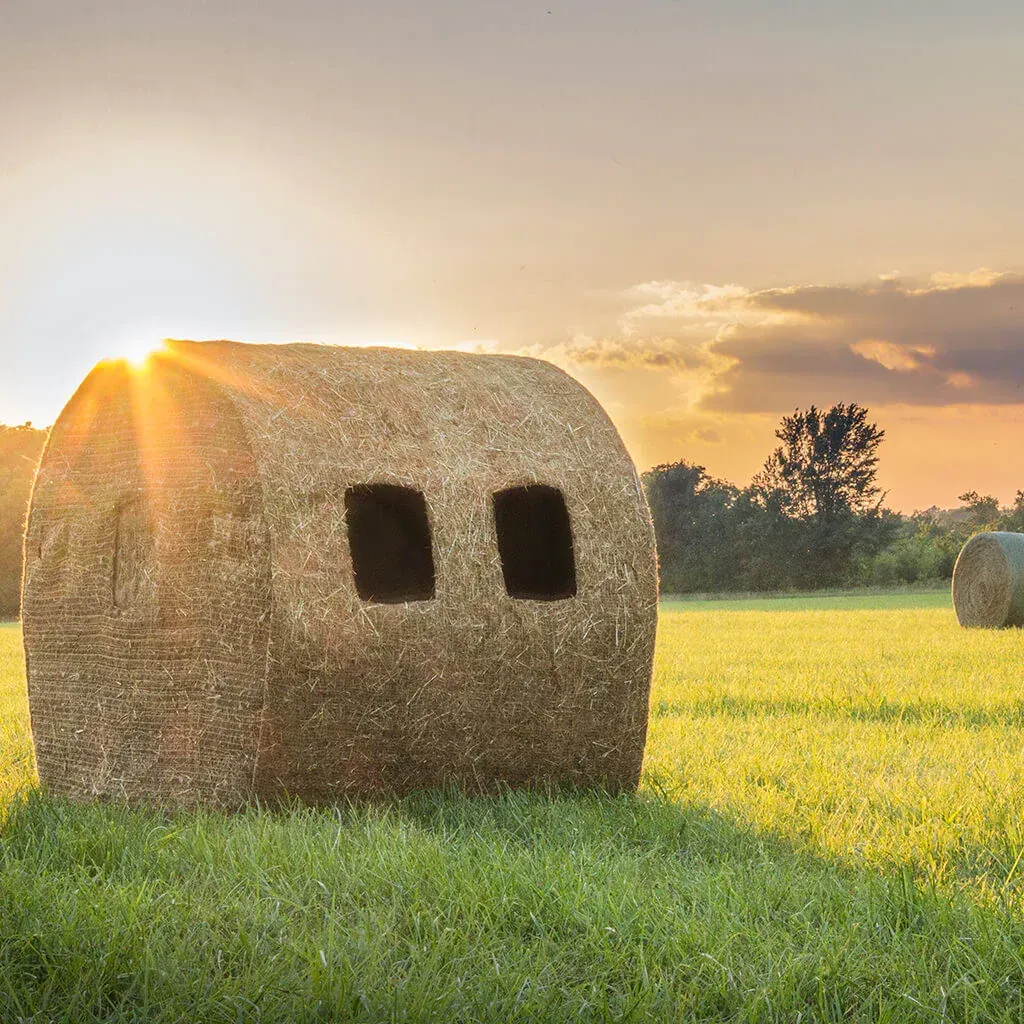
[493, 484, 577, 601]
[345, 484, 436, 604]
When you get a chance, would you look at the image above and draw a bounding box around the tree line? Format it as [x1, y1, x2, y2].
[0, 423, 47, 617]
[643, 404, 1024, 594]
[0, 409, 1019, 615]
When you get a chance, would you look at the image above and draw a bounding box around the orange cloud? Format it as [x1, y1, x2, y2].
[522, 268, 1024, 414]
[850, 339, 936, 372]
[489, 268, 1024, 508]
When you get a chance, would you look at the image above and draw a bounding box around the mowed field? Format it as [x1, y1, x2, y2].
[3, 596, 1024, 1021]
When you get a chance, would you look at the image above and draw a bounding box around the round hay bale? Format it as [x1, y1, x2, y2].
[22, 341, 658, 805]
[952, 531, 1024, 628]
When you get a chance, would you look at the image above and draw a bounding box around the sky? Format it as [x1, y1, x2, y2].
[2, 0, 1024, 511]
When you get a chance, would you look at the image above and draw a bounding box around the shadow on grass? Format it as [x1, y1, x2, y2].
[2, 785, 1024, 1022]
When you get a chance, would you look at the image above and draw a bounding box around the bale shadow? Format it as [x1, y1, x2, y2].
[2, 785, 1024, 1021]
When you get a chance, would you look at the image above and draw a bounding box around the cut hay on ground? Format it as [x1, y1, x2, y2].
[22, 341, 658, 805]
[952, 531, 1024, 628]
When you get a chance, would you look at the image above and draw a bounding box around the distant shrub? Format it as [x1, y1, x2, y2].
[860, 532, 952, 586]
[0, 424, 47, 618]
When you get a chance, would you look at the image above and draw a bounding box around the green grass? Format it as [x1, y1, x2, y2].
[4, 601, 1024, 1021]
[662, 586, 951, 612]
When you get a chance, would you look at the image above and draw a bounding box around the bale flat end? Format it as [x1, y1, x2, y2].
[952, 532, 1024, 628]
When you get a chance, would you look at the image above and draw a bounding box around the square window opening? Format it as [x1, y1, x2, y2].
[345, 484, 436, 603]
[493, 484, 577, 600]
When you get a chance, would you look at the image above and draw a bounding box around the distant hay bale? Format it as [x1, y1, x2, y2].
[952, 532, 1024, 628]
[22, 341, 658, 805]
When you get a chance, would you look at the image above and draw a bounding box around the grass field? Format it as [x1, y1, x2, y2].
[5, 591, 1024, 1021]
[661, 585, 951, 613]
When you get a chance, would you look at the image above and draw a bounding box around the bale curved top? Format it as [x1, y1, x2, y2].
[24, 341, 658, 803]
[952, 531, 1024, 629]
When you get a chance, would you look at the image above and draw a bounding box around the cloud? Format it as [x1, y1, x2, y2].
[539, 331, 723, 373]
[709, 270, 1024, 411]
[849, 340, 935, 372]
[526, 269, 1024, 414]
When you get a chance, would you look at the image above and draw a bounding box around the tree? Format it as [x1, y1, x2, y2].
[729, 485, 804, 591]
[0, 423, 47, 617]
[957, 490, 1000, 531]
[750, 404, 890, 587]
[752, 403, 885, 520]
[998, 491, 1024, 534]
[642, 461, 740, 593]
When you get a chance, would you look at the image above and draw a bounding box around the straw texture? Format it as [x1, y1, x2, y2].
[22, 341, 658, 805]
[952, 531, 1024, 628]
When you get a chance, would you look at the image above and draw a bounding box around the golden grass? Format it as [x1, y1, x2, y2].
[646, 603, 1024, 905]
[0, 625, 32, 807]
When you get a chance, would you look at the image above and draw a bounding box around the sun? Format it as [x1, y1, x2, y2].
[107, 334, 167, 370]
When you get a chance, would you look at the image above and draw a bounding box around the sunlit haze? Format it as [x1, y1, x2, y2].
[3, 1, 1024, 511]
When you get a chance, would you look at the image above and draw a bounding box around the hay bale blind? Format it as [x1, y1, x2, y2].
[22, 341, 658, 804]
[952, 531, 1024, 628]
